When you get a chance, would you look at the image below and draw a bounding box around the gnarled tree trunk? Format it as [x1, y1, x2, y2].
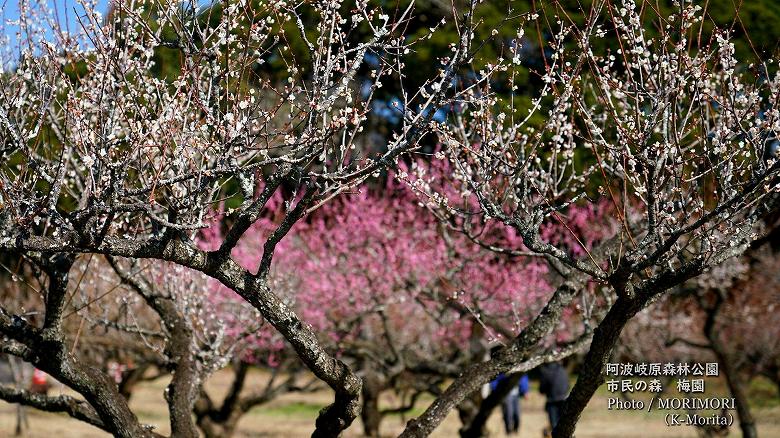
[361, 371, 385, 437]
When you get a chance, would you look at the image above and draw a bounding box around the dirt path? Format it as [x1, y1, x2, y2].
[1, 370, 778, 437]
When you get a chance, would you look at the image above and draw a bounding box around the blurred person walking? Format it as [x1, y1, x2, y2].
[539, 362, 569, 434]
[490, 373, 530, 435]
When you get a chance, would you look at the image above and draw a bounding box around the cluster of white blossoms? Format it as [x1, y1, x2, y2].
[405, 0, 780, 279]
[0, 0, 477, 242]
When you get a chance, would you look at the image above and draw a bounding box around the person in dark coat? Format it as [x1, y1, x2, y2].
[538, 362, 569, 430]
[490, 373, 529, 435]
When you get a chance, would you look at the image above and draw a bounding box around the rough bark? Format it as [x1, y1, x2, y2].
[28, 342, 152, 436]
[551, 296, 642, 438]
[163, 320, 200, 438]
[40, 253, 76, 337]
[109, 258, 201, 437]
[455, 391, 481, 438]
[0, 385, 104, 429]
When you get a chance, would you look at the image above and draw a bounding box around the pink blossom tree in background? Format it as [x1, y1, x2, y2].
[201, 173, 589, 436]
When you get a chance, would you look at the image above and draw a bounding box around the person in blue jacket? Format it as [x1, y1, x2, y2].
[490, 373, 530, 435]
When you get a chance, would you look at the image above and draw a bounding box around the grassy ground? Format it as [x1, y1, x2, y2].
[1, 369, 778, 437]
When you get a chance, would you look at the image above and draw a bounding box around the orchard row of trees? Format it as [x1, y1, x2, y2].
[0, 0, 779, 437]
